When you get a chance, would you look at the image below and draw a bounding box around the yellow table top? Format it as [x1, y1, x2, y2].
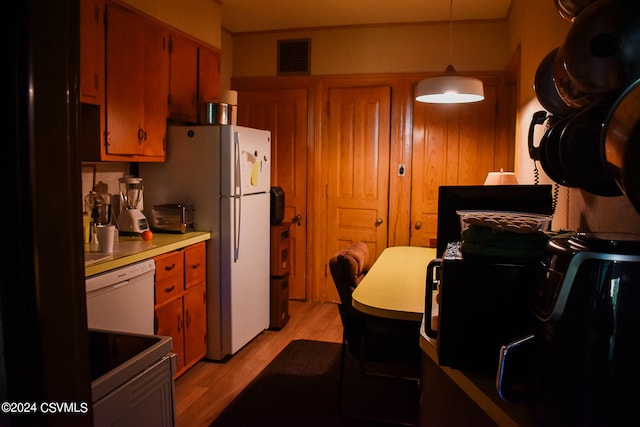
[352, 246, 438, 321]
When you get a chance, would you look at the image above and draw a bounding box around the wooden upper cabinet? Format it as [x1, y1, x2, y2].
[198, 47, 221, 105]
[104, 3, 168, 161]
[168, 34, 221, 123]
[80, 0, 105, 105]
[81, 2, 218, 160]
[168, 32, 198, 123]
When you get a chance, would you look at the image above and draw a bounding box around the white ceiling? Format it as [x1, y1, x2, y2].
[221, 0, 513, 33]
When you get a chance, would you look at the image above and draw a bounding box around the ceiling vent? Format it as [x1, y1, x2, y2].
[277, 39, 310, 75]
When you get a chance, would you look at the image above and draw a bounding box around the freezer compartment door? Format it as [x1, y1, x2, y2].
[220, 125, 271, 196]
[220, 192, 270, 355]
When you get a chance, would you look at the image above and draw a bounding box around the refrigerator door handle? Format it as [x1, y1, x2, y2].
[233, 132, 241, 262]
[233, 196, 241, 262]
[234, 132, 242, 196]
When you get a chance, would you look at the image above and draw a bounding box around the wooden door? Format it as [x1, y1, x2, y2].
[409, 82, 513, 250]
[80, 0, 104, 105]
[155, 298, 185, 371]
[141, 21, 168, 158]
[325, 86, 391, 302]
[105, 4, 167, 159]
[198, 47, 221, 104]
[183, 284, 206, 369]
[105, 4, 145, 155]
[168, 32, 198, 122]
[237, 88, 308, 300]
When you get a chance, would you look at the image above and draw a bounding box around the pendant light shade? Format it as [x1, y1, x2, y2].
[416, 65, 485, 103]
[415, 0, 485, 104]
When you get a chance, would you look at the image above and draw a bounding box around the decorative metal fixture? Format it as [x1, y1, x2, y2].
[415, 0, 485, 104]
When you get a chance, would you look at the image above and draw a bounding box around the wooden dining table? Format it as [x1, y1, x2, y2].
[351, 245, 438, 322]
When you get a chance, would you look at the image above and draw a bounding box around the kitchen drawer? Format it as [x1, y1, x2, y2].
[184, 242, 206, 289]
[154, 250, 184, 282]
[154, 250, 184, 305]
[155, 276, 183, 305]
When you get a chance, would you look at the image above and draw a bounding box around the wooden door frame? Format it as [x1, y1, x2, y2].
[233, 76, 318, 300]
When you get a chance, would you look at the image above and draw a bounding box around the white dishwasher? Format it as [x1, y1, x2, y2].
[86, 259, 156, 335]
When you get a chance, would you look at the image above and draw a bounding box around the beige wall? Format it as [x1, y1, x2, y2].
[120, 0, 222, 48]
[232, 20, 508, 76]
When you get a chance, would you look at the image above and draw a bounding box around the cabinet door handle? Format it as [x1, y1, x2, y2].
[164, 284, 175, 293]
[164, 263, 176, 271]
[415, 221, 422, 230]
[292, 214, 302, 225]
[190, 262, 200, 270]
[177, 314, 183, 333]
[185, 310, 191, 328]
[137, 127, 147, 143]
[375, 217, 383, 226]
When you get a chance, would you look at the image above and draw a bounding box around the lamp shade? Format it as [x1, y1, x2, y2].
[415, 65, 485, 104]
[484, 170, 519, 185]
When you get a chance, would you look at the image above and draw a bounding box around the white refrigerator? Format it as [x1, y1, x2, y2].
[140, 125, 271, 360]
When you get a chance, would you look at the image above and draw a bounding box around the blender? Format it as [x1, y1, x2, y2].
[117, 176, 149, 233]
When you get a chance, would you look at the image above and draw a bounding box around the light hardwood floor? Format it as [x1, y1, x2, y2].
[175, 300, 344, 427]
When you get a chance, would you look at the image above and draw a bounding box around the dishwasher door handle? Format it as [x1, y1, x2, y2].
[112, 280, 131, 290]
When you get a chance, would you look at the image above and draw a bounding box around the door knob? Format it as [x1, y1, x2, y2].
[415, 222, 422, 230]
[375, 218, 383, 226]
[292, 214, 302, 225]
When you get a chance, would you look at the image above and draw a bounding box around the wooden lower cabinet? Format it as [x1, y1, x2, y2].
[154, 242, 207, 378]
[183, 285, 207, 365]
[155, 298, 185, 374]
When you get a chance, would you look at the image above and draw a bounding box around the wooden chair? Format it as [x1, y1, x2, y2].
[329, 242, 421, 426]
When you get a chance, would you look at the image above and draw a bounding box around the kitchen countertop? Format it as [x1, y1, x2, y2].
[85, 231, 211, 277]
[419, 320, 537, 426]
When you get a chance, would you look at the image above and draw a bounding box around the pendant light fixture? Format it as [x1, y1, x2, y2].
[415, 0, 484, 104]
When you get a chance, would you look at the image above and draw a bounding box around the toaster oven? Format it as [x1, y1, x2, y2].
[150, 204, 195, 233]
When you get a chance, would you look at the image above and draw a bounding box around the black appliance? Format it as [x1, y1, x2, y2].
[497, 232, 640, 427]
[270, 186, 285, 225]
[425, 242, 537, 372]
[436, 185, 554, 257]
